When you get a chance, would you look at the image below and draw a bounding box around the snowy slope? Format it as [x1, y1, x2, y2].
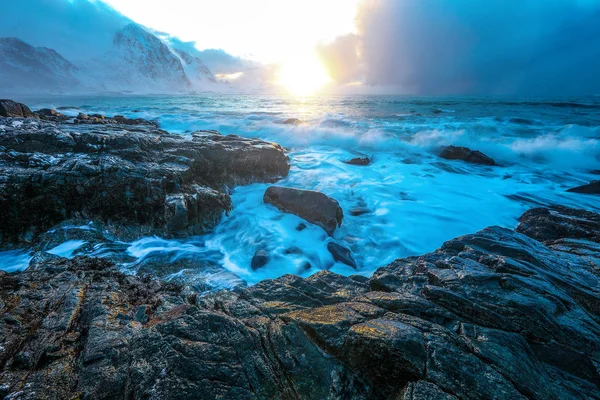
[0, 38, 82, 93]
[84, 24, 191, 93]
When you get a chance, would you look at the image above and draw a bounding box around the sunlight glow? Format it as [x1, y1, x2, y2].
[278, 52, 331, 96]
[215, 72, 244, 81]
[101, 0, 360, 63]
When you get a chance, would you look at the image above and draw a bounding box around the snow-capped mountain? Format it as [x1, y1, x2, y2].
[0, 37, 81, 93]
[0, 24, 236, 94]
[103, 23, 191, 93]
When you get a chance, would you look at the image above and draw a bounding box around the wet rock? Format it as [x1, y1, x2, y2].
[343, 157, 371, 166]
[280, 118, 302, 125]
[439, 145, 496, 166]
[1, 206, 600, 398]
[36, 108, 67, 120]
[0, 113, 289, 245]
[567, 180, 600, 195]
[251, 249, 270, 270]
[327, 242, 357, 269]
[516, 205, 600, 244]
[350, 207, 370, 216]
[0, 99, 37, 118]
[264, 186, 343, 236]
[296, 222, 308, 231]
[112, 114, 157, 127]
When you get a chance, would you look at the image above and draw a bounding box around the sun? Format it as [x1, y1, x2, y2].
[278, 52, 331, 96]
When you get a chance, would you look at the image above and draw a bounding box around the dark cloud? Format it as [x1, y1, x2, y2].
[324, 0, 600, 95]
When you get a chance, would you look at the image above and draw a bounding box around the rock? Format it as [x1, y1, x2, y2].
[280, 118, 302, 125]
[350, 207, 370, 216]
[516, 205, 600, 244]
[112, 114, 157, 127]
[0, 113, 289, 245]
[439, 145, 496, 166]
[343, 157, 371, 166]
[264, 186, 343, 236]
[36, 108, 63, 117]
[327, 242, 357, 269]
[0, 99, 36, 118]
[567, 180, 600, 195]
[251, 249, 270, 270]
[296, 223, 308, 231]
[1, 206, 600, 398]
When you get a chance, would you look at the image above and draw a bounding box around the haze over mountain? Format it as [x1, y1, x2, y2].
[0, 0, 257, 94]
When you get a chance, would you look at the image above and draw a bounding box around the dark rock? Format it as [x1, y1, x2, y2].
[0, 99, 36, 118]
[567, 180, 600, 195]
[1, 207, 600, 398]
[281, 118, 302, 125]
[439, 145, 496, 166]
[327, 242, 357, 269]
[112, 114, 157, 127]
[0, 115, 289, 245]
[343, 157, 371, 166]
[251, 249, 270, 270]
[36, 108, 63, 117]
[516, 205, 600, 244]
[56, 106, 80, 111]
[264, 186, 343, 236]
[296, 222, 308, 231]
[350, 207, 370, 216]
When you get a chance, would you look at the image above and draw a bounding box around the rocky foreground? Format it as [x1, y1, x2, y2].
[0, 205, 599, 399]
[0, 105, 289, 245]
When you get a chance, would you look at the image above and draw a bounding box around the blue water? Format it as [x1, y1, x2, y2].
[2, 95, 599, 287]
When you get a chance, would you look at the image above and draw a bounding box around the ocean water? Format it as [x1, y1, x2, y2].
[2, 94, 599, 287]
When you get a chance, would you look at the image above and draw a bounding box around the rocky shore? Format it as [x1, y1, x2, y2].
[1, 100, 600, 399]
[0, 101, 289, 245]
[0, 205, 599, 399]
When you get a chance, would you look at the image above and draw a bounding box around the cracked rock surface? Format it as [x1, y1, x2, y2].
[0, 117, 289, 245]
[1, 205, 599, 399]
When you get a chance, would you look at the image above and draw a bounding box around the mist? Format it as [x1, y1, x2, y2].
[320, 0, 600, 95]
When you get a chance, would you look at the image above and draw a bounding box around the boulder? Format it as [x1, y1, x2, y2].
[251, 249, 270, 270]
[264, 186, 343, 235]
[439, 145, 496, 166]
[0, 99, 36, 118]
[0, 114, 289, 245]
[327, 242, 357, 269]
[343, 157, 371, 166]
[567, 180, 600, 195]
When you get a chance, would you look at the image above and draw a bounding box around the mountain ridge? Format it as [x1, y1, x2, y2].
[0, 23, 231, 95]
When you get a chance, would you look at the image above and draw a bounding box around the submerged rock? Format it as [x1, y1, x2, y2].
[327, 241, 357, 269]
[350, 207, 370, 216]
[264, 186, 344, 236]
[1, 206, 600, 399]
[343, 156, 371, 166]
[0, 99, 37, 118]
[251, 249, 270, 270]
[439, 145, 496, 166]
[0, 113, 289, 245]
[567, 180, 600, 195]
[280, 118, 303, 125]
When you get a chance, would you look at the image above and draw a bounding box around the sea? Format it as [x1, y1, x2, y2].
[1, 94, 599, 288]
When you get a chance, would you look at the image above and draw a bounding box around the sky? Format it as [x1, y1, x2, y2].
[1, 0, 599, 95]
[100, 0, 360, 63]
[99, 0, 600, 95]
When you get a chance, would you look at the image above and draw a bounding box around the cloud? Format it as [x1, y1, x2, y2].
[0, 0, 131, 60]
[322, 0, 600, 95]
